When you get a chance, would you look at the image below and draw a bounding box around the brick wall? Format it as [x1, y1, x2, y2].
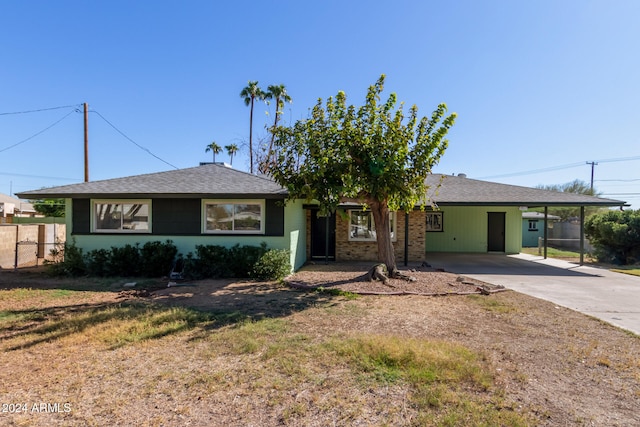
[335, 210, 426, 263]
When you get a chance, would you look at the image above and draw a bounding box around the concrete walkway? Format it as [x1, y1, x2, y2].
[425, 253, 640, 335]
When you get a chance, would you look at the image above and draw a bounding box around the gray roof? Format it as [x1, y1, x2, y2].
[15, 164, 288, 199]
[15, 166, 627, 207]
[427, 174, 626, 207]
[522, 212, 561, 220]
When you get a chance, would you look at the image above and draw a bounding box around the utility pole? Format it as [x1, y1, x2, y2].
[586, 161, 597, 193]
[84, 103, 89, 182]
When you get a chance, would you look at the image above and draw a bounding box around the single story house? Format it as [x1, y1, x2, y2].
[0, 193, 37, 223]
[522, 212, 560, 247]
[16, 164, 627, 271]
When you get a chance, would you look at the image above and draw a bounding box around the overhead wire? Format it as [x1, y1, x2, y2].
[478, 162, 585, 179]
[479, 154, 640, 180]
[0, 108, 77, 154]
[91, 110, 179, 170]
[0, 104, 82, 116]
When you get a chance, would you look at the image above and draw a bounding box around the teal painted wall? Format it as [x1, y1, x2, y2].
[67, 199, 307, 271]
[522, 219, 544, 247]
[425, 206, 522, 254]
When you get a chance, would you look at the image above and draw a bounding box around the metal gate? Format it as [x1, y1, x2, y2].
[15, 240, 39, 268]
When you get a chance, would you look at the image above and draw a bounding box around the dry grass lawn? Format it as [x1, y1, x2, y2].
[0, 264, 639, 426]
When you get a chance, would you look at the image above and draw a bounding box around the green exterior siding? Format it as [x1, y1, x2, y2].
[424, 206, 522, 254]
[66, 198, 307, 271]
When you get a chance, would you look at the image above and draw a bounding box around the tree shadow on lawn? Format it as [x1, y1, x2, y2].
[0, 278, 340, 351]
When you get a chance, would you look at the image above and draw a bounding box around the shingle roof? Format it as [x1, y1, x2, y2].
[427, 174, 626, 207]
[15, 167, 627, 207]
[15, 164, 288, 199]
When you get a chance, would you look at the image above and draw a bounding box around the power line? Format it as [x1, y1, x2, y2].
[479, 162, 585, 179]
[0, 171, 80, 181]
[479, 154, 640, 180]
[0, 104, 82, 116]
[91, 110, 179, 170]
[0, 109, 77, 154]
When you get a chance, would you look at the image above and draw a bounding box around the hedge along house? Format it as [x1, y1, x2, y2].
[16, 163, 308, 272]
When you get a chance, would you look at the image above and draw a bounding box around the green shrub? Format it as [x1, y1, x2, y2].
[85, 248, 111, 277]
[140, 240, 178, 277]
[47, 241, 86, 277]
[227, 243, 268, 277]
[189, 244, 232, 279]
[251, 249, 291, 281]
[108, 244, 141, 276]
[585, 209, 640, 265]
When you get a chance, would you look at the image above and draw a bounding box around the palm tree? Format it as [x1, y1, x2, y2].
[263, 84, 292, 171]
[240, 81, 265, 174]
[205, 141, 222, 162]
[225, 143, 239, 165]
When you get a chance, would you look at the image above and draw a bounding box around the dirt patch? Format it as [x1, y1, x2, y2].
[284, 261, 503, 295]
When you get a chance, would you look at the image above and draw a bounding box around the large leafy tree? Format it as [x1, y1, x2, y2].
[267, 75, 456, 276]
[262, 84, 292, 171]
[535, 179, 604, 220]
[31, 198, 65, 217]
[240, 81, 266, 174]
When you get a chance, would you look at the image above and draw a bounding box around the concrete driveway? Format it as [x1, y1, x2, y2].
[425, 252, 640, 335]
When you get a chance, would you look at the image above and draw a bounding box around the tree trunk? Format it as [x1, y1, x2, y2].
[249, 97, 255, 174]
[368, 198, 398, 276]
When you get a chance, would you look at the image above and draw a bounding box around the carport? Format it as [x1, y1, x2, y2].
[422, 174, 629, 264]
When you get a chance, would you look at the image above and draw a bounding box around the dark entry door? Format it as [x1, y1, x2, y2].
[487, 212, 506, 252]
[310, 210, 336, 259]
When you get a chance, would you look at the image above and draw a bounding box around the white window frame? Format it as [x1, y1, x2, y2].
[528, 220, 539, 231]
[203, 199, 265, 234]
[348, 210, 396, 242]
[92, 200, 151, 233]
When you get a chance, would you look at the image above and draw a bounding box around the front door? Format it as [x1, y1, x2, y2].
[487, 212, 506, 252]
[310, 210, 336, 259]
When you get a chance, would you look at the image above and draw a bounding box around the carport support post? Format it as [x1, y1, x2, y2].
[543, 206, 548, 259]
[579, 206, 585, 266]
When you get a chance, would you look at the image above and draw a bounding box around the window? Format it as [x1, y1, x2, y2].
[426, 212, 443, 232]
[204, 200, 264, 234]
[528, 220, 538, 231]
[93, 201, 150, 233]
[348, 210, 396, 241]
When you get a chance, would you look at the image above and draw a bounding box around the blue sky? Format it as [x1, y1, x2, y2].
[2, 0, 639, 208]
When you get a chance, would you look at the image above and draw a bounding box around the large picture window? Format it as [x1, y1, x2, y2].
[204, 200, 264, 234]
[348, 210, 396, 241]
[93, 201, 150, 233]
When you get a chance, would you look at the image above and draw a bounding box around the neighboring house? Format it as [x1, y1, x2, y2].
[0, 193, 37, 223]
[521, 212, 560, 247]
[16, 165, 627, 271]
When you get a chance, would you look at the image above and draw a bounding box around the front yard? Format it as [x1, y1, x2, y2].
[0, 267, 638, 426]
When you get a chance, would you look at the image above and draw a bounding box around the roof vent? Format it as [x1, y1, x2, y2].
[458, 173, 467, 178]
[199, 162, 232, 168]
